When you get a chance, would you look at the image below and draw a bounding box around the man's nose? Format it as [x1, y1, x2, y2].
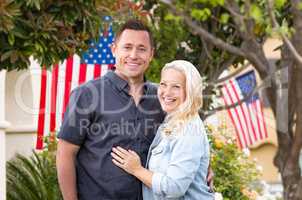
[129, 48, 138, 59]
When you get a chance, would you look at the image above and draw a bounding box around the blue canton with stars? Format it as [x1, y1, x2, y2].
[81, 18, 115, 65]
[236, 70, 259, 103]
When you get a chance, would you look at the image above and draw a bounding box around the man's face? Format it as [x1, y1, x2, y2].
[111, 29, 154, 80]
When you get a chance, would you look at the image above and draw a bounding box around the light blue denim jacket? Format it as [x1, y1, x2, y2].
[142, 115, 214, 200]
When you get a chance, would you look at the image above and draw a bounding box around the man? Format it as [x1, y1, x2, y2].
[56, 19, 165, 200]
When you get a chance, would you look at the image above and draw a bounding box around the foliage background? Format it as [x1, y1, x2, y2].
[0, 0, 102, 70]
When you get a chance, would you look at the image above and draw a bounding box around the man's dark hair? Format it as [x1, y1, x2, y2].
[115, 19, 154, 48]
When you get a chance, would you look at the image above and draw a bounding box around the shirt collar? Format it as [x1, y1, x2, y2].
[106, 71, 151, 94]
[106, 71, 128, 92]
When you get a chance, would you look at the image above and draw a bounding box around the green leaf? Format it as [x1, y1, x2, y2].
[217, 0, 225, 6]
[1, 50, 13, 62]
[13, 28, 30, 39]
[210, 0, 225, 7]
[220, 13, 230, 24]
[26, 0, 41, 10]
[34, 0, 41, 10]
[275, 0, 287, 9]
[8, 33, 15, 45]
[280, 19, 291, 36]
[250, 4, 263, 24]
[265, 24, 273, 35]
[34, 42, 43, 52]
[164, 13, 181, 22]
[191, 8, 211, 21]
[193, 0, 208, 3]
[298, 2, 302, 10]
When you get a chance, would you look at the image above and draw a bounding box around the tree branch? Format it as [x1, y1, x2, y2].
[212, 55, 236, 81]
[160, 0, 247, 58]
[200, 36, 212, 59]
[267, 0, 302, 65]
[224, 0, 247, 35]
[215, 61, 250, 84]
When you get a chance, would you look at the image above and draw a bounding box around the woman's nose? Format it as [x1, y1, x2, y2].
[162, 87, 173, 95]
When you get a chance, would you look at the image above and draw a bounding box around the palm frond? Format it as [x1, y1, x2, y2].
[6, 151, 63, 200]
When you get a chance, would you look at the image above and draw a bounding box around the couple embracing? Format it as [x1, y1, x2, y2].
[56, 19, 214, 200]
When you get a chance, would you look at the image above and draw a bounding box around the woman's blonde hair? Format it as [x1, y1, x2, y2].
[161, 60, 203, 136]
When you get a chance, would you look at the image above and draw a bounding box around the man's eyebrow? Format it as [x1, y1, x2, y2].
[121, 43, 148, 48]
[122, 43, 133, 46]
[138, 44, 147, 47]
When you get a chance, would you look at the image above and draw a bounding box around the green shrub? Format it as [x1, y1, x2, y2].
[6, 147, 62, 200]
[207, 124, 261, 200]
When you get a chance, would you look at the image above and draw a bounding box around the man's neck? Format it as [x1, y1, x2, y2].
[115, 71, 145, 104]
[128, 80, 144, 105]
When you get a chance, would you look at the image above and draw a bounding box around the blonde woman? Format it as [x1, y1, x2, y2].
[111, 60, 214, 200]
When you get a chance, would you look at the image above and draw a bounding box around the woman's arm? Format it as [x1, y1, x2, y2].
[111, 117, 209, 198]
[111, 132, 206, 198]
[151, 133, 204, 198]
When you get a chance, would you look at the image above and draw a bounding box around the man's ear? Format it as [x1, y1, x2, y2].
[150, 48, 155, 61]
[110, 43, 116, 57]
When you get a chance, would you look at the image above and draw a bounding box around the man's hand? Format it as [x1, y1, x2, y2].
[207, 166, 214, 192]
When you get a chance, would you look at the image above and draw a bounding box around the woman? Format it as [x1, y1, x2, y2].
[111, 60, 214, 200]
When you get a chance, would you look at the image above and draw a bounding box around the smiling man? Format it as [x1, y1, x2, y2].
[56, 19, 165, 200]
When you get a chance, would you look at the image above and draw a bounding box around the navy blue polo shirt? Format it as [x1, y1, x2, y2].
[58, 71, 165, 200]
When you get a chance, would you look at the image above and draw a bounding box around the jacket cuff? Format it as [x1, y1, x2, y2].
[152, 172, 164, 195]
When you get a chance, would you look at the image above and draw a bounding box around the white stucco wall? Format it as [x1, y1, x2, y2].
[6, 69, 36, 125]
[6, 131, 37, 161]
[5, 61, 42, 161]
[0, 128, 7, 200]
[0, 70, 9, 200]
[1, 61, 42, 199]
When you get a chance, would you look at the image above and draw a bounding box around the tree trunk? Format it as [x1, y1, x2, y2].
[239, 30, 302, 200]
[273, 1, 302, 199]
[274, 48, 302, 200]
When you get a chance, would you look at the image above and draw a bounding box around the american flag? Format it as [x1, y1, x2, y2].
[221, 70, 268, 149]
[36, 20, 115, 149]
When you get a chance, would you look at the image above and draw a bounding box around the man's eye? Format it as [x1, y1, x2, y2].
[139, 48, 146, 52]
[124, 46, 131, 50]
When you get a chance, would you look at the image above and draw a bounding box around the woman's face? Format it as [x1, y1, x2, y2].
[158, 68, 186, 114]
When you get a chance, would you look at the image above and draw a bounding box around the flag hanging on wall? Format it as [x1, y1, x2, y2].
[36, 20, 115, 150]
[221, 70, 268, 149]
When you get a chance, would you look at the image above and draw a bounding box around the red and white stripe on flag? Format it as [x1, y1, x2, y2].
[221, 71, 268, 149]
[36, 54, 114, 149]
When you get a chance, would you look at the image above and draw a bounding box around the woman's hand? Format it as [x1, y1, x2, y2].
[111, 146, 143, 175]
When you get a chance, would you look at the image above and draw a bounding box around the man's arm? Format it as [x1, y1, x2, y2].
[56, 139, 80, 200]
